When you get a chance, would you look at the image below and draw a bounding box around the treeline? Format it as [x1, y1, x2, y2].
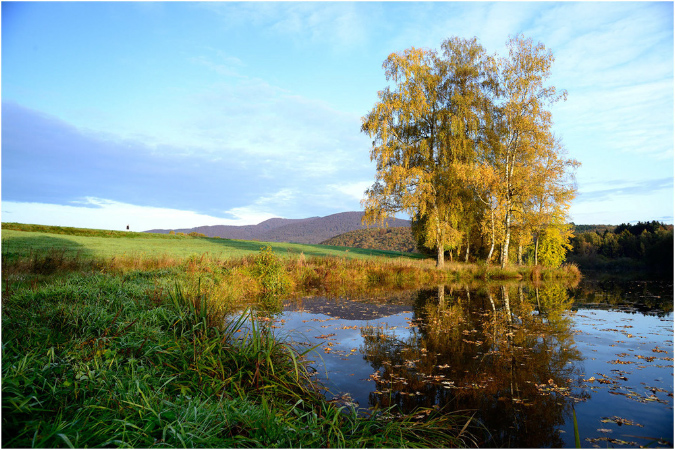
[568, 221, 673, 274]
[321, 227, 418, 253]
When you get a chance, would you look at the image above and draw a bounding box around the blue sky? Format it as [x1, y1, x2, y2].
[2, 1, 673, 231]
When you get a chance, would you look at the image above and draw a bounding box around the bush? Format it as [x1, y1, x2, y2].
[253, 246, 290, 299]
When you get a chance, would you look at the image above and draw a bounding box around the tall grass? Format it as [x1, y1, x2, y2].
[2, 259, 479, 448]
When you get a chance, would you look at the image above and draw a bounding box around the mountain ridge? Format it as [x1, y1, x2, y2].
[144, 211, 411, 245]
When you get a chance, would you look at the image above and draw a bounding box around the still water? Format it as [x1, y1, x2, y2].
[271, 279, 673, 448]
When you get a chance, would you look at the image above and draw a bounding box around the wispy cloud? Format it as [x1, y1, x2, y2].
[189, 52, 246, 79]
[1, 198, 255, 231]
[577, 177, 674, 203]
[202, 2, 370, 53]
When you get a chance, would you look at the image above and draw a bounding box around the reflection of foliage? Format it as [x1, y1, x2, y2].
[360, 283, 587, 448]
[534, 283, 575, 321]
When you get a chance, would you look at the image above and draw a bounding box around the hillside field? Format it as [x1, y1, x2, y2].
[1, 223, 426, 263]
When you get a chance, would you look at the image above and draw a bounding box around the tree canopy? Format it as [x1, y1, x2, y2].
[362, 35, 579, 268]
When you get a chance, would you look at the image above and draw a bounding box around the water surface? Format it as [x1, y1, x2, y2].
[273, 280, 673, 448]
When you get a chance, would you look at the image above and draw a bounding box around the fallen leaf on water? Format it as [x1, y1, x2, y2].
[600, 416, 643, 427]
[586, 437, 638, 446]
[315, 333, 336, 339]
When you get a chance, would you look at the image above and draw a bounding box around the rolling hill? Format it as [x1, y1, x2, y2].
[145, 211, 411, 245]
[321, 227, 418, 253]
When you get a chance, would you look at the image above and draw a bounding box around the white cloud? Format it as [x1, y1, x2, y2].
[1, 198, 257, 231]
[570, 177, 674, 224]
[328, 181, 372, 202]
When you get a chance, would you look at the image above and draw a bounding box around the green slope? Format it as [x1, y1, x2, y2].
[1, 223, 426, 262]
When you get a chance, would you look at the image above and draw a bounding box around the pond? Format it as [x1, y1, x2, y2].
[270, 279, 673, 448]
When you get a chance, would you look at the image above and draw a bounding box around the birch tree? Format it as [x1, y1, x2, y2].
[491, 35, 568, 268]
[526, 137, 579, 265]
[363, 35, 577, 268]
[362, 38, 493, 267]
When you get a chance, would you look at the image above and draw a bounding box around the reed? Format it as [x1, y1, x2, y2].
[2, 265, 478, 448]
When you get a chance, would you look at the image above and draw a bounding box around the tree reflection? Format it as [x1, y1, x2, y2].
[360, 283, 588, 447]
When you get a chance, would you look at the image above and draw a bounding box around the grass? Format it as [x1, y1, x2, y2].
[2, 225, 485, 448]
[2, 222, 426, 262]
[2, 274, 478, 448]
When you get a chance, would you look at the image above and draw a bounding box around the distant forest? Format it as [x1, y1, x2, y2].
[568, 220, 673, 274]
[321, 227, 418, 253]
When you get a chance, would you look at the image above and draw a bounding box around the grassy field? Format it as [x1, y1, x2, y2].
[2, 223, 426, 263]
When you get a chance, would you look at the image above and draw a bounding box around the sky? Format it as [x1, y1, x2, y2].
[2, 1, 673, 231]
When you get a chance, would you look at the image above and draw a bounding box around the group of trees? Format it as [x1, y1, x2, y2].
[361, 35, 579, 268]
[569, 221, 673, 273]
[321, 227, 418, 253]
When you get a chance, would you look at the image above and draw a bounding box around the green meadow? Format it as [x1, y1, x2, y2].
[1, 223, 425, 262]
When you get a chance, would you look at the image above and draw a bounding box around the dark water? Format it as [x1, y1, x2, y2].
[272, 279, 673, 448]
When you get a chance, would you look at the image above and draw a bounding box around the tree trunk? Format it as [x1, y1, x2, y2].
[534, 232, 540, 266]
[501, 202, 511, 269]
[517, 244, 523, 265]
[464, 233, 470, 263]
[501, 140, 516, 269]
[487, 208, 495, 264]
[434, 206, 445, 268]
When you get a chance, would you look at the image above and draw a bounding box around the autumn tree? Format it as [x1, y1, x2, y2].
[362, 37, 494, 267]
[363, 35, 577, 268]
[536, 221, 574, 268]
[488, 35, 570, 268]
[525, 137, 579, 265]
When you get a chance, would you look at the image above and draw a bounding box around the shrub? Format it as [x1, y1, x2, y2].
[253, 246, 290, 298]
